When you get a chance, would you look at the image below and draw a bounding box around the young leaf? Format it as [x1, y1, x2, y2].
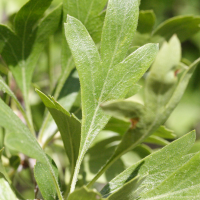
[34, 156, 59, 200]
[153, 16, 200, 42]
[65, 0, 158, 191]
[68, 186, 103, 200]
[101, 131, 196, 197]
[0, 98, 63, 199]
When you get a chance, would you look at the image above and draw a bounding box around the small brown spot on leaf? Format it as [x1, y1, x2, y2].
[130, 118, 139, 129]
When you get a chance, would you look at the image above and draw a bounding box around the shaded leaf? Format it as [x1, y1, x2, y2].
[137, 10, 156, 33]
[0, 174, 17, 200]
[68, 186, 103, 200]
[36, 89, 81, 170]
[101, 131, 196, 197]
[153, 15, 200, 42]
[144, 135, 170, 146]
[153, 126, 176, 139]
[107, 176, 145, 200]
[101, 100, 144, 121]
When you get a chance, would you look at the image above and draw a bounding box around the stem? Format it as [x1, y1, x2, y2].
[47, 36, 54, 93]
[24, 92, 35, 136]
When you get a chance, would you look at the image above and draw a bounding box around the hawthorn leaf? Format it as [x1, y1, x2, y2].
[0, 99, 63, 199]
[107, 176, 145, 200]
[137, 10, 156, 34]
[140, 151, 200, 199]
[34, 156, 59, 200]
[101, 0, 139, 68]
[65, 0, 158, 191]
[68, 186, 103, 200]
[36, 89, 81, 170]
[60, 0, 108, 98]
[153, 16, 200, 42]
[101, 131, 196, 197]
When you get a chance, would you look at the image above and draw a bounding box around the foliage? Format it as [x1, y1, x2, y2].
[0, 0, 200, 199]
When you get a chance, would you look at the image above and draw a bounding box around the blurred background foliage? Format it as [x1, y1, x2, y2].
[1, 0, 200, 198]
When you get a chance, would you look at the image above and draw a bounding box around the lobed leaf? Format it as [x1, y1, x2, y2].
[65, 0, 158, 191]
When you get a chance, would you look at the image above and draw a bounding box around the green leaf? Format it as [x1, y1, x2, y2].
[140, 152, 200, 199]
[34, 156, 59, 200]
[101, 100, 144, 121]
[137, 10, 156, 34]
[125, 84, 142, 98]
[0, 148, 11, 184]
[38, 70, 80, 148]
[36, 89, 81, 171]
[107, 176, 145, 200]
[65, 0, 158, 191]
[0, 174, 17, 200]
[101, 0, 139, 68]
[153, 126, 176, 139]
[68, 186, 103, 200]
[101, 131, 196, 197]
[104, 117, 130, 136]
[144, 135, 170, 146]
[0, 99, 63, 199]
[153, 15, 200, 42]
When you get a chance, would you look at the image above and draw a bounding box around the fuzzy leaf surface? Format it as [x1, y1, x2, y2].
[101, 131, 196, 197]
[34, 156, 59, 200]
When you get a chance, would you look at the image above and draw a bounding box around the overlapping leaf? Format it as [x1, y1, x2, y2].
[0, 98, 63, 199]
[101, 131, 196, 198]
[153, 15, 200, 42]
